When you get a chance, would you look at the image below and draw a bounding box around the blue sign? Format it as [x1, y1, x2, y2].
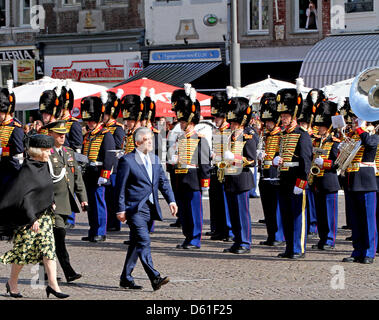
[150, 49, 221, 63]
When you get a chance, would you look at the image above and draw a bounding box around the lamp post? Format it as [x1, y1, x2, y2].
[229, 0, 241, 88]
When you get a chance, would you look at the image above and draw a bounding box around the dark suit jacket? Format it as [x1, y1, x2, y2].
[115, 149, 176, 221]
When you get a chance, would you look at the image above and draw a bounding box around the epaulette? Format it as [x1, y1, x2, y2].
[152, 127, 160, 134]
[271, 127, 281, 135]
[102, 128, 110, 134]
[300, 126, 308, 132]
[332, 136, 341, 143]
[243, 134, 253, 140]
[70, 117, 79, 122]
[13, 121, 22, 128]
[116, 122, 123, 127]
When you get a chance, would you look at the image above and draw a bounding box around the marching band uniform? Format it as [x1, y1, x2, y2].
[43, 120, 87, 282]
[308, 101, 340, 250]
[223, 96, 257, 254]
[208, 91, 234, 241]
[298, 89, 327, 237]
[341, 116, 378, 264]
[102, 90, 125, 232]
[80, 96, 116, 242]
[0, 82, 24, 188]
[375, 123, 379, 254]
[257, 93, 285, 246]
[171, 86, 211, 250]
[274, 88, 313, 259]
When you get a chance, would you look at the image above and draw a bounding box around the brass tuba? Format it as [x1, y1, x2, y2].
[335, 67, 379, 176]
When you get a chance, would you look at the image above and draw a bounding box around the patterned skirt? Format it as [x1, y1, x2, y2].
[0, 211, 56, 265]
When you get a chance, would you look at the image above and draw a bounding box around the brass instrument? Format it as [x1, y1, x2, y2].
[335, 66, 379, 175]
[308, 146, 328, 185]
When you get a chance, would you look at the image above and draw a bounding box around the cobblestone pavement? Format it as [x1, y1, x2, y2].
[0, 194, 378, 301]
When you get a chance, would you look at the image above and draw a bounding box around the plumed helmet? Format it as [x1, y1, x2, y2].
[276, 88, 303, 119]
[226, 96, 252, 126]
[143, 88, 157, 123]
[338, 97, 355, 124]
[171, 84, 201, 124]
[211, 91, 228, 118]
[259, 92, 278, 123]
[0, 80, 16, 114]
[120, 94, 143, 121]
[61, 80, 74, 111]
[103, 89, 123, 119]
[39, 87, 63, 119]
[299, 88, 327, 125]
[80, 96, 104, 123]
[313, 100, 339, 128]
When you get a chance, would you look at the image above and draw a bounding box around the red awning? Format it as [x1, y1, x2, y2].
[72, 78, 211, 118]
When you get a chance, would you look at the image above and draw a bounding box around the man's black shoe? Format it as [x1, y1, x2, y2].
[277, 252, 291, 258]
[81, 236, 91, 241]
[258, 219, 266, 224]
[176, 244, 200, 250]
[223, 246, 250, 254]
[312, 244, 335, 251]
[120, 279, 143, 290]
[342, 256, 361, 263]
[345, 236, 353, 241]
[123, 240, 131, 245]
[151, 276, 169, 291]
[290, 253, 305, 259]
[169, 222, 181, 228]
[210, 233, 225, 240]
[67, 273, 82, 283]
[341, 225, 351, 230]
[92, 235, 106, 242]
[361, 257, 374, 264]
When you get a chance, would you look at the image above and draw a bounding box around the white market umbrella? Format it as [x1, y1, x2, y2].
[321, 78, 354, 104]
[239, 76, 311, 104]
[13, 76, 108, 111]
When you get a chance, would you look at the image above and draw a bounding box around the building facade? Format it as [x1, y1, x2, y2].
[37, 0, 145, 88]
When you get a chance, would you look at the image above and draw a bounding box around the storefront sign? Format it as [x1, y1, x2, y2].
[13, 60, 35, 83]
[150, 48, 222, 64]
[0, 50, 35, 61]
[45, 52, 142, 86]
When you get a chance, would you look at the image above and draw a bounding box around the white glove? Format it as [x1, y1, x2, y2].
[97, 177, 108, 186]
[293, 186, 303, 195]
[314, 156, 324, 167]
[224, 150, 235, 161]
[257, 149, 266, 161]
[169, 155, 178, 164]
[201, 187, 209, 191]
[0, 147, 2, 156]
[272, 156, 282, 166]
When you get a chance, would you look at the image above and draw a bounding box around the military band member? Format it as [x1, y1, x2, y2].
[102, 89, 125, 232]
[60, 81, 83, 153]
[374, 121, 379, 254]
[208, 91, 234, 242]
[341, 114, 378, 264]
[222, 96, 257, 254]
[308, 101, 340, 250]
[257, 92, 285, 246]
[337, 98, 354, 233]
[44, 120, 88, 282]
[120, 92, 144, 155]
[298, 89, 327, 237]
[80, 96, 116, 242]
[39, 87, 63, 134]
[273, 88, 313, 259]
[0, 80, 24, 188]
[171, 86, 211, 250]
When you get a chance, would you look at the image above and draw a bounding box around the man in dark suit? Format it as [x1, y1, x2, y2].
[115, 126, 178, 291]
[44, 120, 88, 282]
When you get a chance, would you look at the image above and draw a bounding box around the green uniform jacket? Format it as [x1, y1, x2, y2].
[49, 146, 88, 216]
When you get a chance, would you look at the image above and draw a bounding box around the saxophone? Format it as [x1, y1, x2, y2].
[308, 139, 328, 185]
